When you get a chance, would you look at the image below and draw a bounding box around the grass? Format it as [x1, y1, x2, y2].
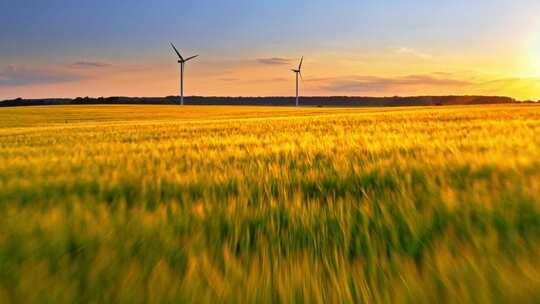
[0, 104, 539, 303]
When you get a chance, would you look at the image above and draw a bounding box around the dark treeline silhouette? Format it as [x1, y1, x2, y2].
[0, 95, 520, 108]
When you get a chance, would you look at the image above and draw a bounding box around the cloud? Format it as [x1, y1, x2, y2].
[241, 77, 288, 84]
[70, 61, 112, 68]
[432, 71, 454, 77]
[394, 47, 433, 59]
[256, 57, 291, 65]
[479, 77, 540, 86]
[0, 65, 85, 87]
[319, 74, 472, 93]
[217, 75, 288, 84]
[314, 73, 539, 99]
[474, 76, 540, 100]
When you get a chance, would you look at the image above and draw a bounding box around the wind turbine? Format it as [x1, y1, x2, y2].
[291, 56, 303, 107]
[170, 42, 198, 105]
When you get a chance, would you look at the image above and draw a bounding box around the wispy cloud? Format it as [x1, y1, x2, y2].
[310, 72, 540, 99]
[256, 57, 292, 65]
[218, 77, 239, 82]
[319, 74, 471, 93]
[0, 65, 85, 87]
[394, 47, 433, 59]
[242, 77, 289, 84]
[475, 76, 540, 100]
[70, 61, 112, 68]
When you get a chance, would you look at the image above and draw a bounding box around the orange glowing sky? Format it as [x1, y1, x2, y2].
[1, 1, 540, 101]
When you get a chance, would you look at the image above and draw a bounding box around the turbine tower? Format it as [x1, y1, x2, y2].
[170, 43, 198, 105]
[291, 56, 303, 107]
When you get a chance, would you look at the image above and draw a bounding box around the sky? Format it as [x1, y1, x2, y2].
[1, 0, 540, 100]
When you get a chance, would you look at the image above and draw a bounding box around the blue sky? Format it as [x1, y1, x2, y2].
[1, 0, 540, 99]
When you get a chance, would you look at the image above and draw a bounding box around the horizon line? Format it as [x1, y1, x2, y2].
[2, 94, 528, 102]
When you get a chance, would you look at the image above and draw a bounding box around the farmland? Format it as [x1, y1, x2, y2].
[1, 104, 540, 303]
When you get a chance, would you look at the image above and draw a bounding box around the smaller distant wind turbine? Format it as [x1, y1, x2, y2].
[170, 42, 198, 105]
[291, 57, 303, 107]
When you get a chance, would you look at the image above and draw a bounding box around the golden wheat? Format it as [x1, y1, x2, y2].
[0, 104, 539, 303]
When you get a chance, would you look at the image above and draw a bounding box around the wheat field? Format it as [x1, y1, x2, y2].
[0, 104, 539, 303]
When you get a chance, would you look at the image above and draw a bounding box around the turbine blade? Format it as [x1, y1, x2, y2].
[299, 71, 304, 82]
[184, 55, 199, 62]
[298, 56, 303, 70]
[170, 43, 184, 61]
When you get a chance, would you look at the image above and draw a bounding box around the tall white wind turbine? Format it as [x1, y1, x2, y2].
[291, 57, 303, 107]
[170, 43, 198, 105]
